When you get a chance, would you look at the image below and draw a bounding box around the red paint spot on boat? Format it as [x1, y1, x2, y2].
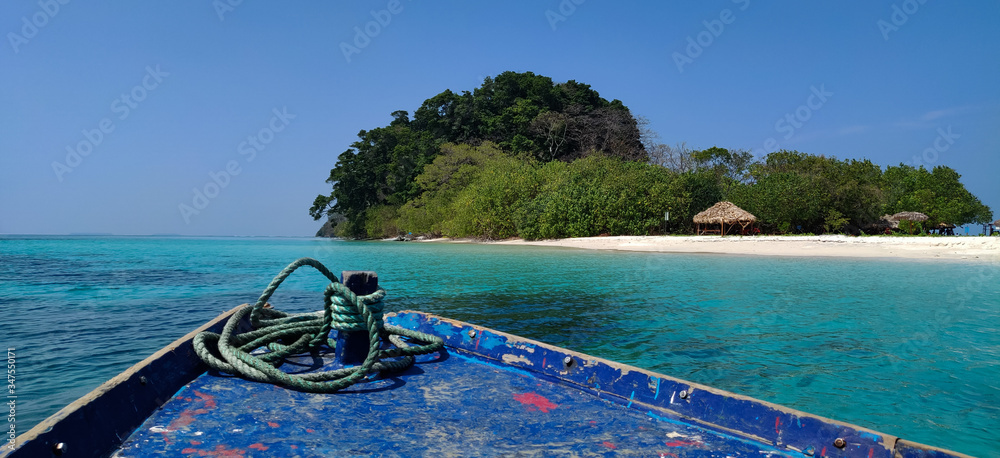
[665, 440, 699, 447]
[190, 440, 202, 445]
[868, 448, 873, 458]
[249, 443, 269, 451]
[267, 421, 279, 428]
[474, 335, 480, 350]
[589, 420, 597, 425]
[179, 445, 246, 456]
[821, 446, 827, 457]
[542, 357, 546, 367]
[291, 445, 298, 449]
[775, 416, 781, 434]
[601, 441, 617, 449]
[513, 392, 558, 413]
[193, 391, 217, 410]
[659, 453, 679, 458]
[168, 392, 218, 430]
[306, 428, 315, 433]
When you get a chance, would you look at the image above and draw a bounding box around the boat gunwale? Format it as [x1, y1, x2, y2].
[3, 305, 250, 458]
[3, 307, 974, 458]
[385, 310, 975, 458]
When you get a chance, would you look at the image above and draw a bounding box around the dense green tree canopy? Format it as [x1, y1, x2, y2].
[312, 72, 647, 237]
[312, 72, 992, 239]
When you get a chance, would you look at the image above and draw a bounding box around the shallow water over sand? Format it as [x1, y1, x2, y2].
[1, 236, 997, 456]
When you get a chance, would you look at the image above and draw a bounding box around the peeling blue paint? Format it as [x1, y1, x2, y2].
[860, 431, 881, 442]
[6, 310, 968, 458]
[477, 334, 505, 350]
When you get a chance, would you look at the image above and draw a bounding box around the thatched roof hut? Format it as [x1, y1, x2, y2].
[890, 211, 929, 222]
[889, 211, 929, 234]
[694, 201, 756, 235]
[994, 219, 1000, 227]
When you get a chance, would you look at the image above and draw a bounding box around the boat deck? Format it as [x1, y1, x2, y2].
[10, 310, 961, 458]
[115, 345, 791, 457]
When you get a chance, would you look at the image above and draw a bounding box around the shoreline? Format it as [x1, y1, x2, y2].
[417, 235, 1000, 262]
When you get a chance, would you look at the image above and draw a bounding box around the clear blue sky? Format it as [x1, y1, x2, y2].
[1, 1, 997, 236]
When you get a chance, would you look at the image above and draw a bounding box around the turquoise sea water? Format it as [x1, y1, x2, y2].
[1, 236, 998, 456]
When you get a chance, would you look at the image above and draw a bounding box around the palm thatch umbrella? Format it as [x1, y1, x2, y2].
[693, 201, 756, 236]
[890, 211, 929, 234]
[935, 222, 956, 235]
[994, 219, 1000, 227]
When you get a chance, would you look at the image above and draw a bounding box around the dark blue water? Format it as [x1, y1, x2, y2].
[1, 236, 997, 456]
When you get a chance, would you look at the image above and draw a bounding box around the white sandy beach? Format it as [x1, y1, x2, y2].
[461, 235, 1000, 262]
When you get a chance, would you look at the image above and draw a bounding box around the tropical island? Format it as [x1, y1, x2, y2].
[310, 71, 994, 241]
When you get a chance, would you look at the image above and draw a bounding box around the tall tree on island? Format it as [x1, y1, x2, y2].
[310, 71, 647, 238]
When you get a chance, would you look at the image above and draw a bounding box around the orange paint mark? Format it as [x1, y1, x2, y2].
[194, 391, 217, 409]
[665, 440, 699, 447]
[249, 443, 269, 451]
[267, 421, 279, 428]
[212, 445, 245, 456]
[512, 392, 558, 413]
[168, 391, 219, 430]
[601, 441, 617, 449]
[178, 445, 246, 456]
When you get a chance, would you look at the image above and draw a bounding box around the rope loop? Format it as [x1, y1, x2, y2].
[194, 258, 444, 392]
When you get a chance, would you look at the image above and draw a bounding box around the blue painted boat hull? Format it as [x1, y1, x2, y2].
[3, 308, 972, 458]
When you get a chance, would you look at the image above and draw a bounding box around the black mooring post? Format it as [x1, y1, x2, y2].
[335, 270, 379, 366]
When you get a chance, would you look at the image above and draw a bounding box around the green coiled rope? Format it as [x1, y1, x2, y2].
[193, 257, 444, 392]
